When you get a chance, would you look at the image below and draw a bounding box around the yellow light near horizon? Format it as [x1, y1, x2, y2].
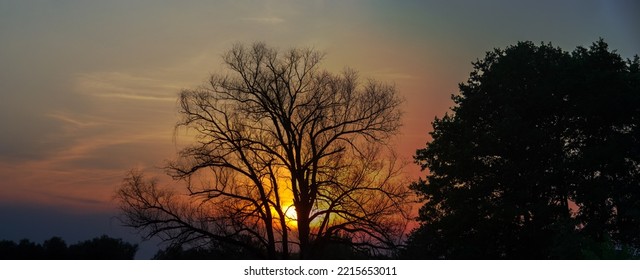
[283, 203, 298, 229]
[268, 167, 299, 229]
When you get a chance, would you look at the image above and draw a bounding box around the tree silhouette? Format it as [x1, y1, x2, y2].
[404, 39, 640, 259]
[0, 236, 137, 259]
[68, 235, 138, 259]
[42, 237, 67, 259]
[152, 241, 262, 260]
[116, 42, 411, 259]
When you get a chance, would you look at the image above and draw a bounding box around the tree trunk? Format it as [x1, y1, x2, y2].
[296, 202, 312, 259]
[279, 211, 290, 259]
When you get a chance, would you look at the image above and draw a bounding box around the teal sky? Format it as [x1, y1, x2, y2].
[0, 0, 638, 257]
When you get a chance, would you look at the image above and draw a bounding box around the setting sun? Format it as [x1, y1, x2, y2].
[283, 203, 297, 228]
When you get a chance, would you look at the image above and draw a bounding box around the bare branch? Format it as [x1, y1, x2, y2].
[116, 42, 411, 259]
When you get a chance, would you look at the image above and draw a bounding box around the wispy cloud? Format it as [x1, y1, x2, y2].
[89, 92, 176, 102]
[46, 112, 102, 128]
[74, 72, 180, 102]
[0, 69, 187, 209]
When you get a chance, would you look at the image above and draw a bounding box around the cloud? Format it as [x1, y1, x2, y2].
[91, 93, 176, 102]
[0, 53, 215, 210]
[0, 137, 174, 211]
[74, 72, 181, 102]
[46, 112, 103, 128]
[0, 69, 181, 211]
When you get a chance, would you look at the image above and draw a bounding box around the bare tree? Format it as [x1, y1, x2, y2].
[116, 42, 411, 259]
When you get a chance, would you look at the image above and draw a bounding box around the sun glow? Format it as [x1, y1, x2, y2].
[283, 203, 298, 228]
[266, 167, 299, 229]
[269, 201, 298, 230]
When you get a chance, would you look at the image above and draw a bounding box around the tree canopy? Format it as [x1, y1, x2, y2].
[404, 39, 640, 259]
[116, 42, 411, 259]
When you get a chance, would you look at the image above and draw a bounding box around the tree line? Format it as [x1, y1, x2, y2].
[115, 39, 639, 259]
[0, 235, 138, 260]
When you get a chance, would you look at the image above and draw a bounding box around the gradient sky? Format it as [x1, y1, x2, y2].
[1, 0, 638, 258]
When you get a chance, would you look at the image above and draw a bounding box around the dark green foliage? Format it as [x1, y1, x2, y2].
[405, 39, 640, 259]
[0, 235, 138, 259]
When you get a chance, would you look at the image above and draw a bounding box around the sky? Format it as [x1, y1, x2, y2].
[1, 0, 638, 259]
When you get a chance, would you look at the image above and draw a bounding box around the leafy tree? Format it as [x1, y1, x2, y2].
[405, 39, 640, 259]
[117, 42, 411, 259]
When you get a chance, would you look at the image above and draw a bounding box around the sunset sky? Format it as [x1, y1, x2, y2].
[1, 0, 638, 258]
